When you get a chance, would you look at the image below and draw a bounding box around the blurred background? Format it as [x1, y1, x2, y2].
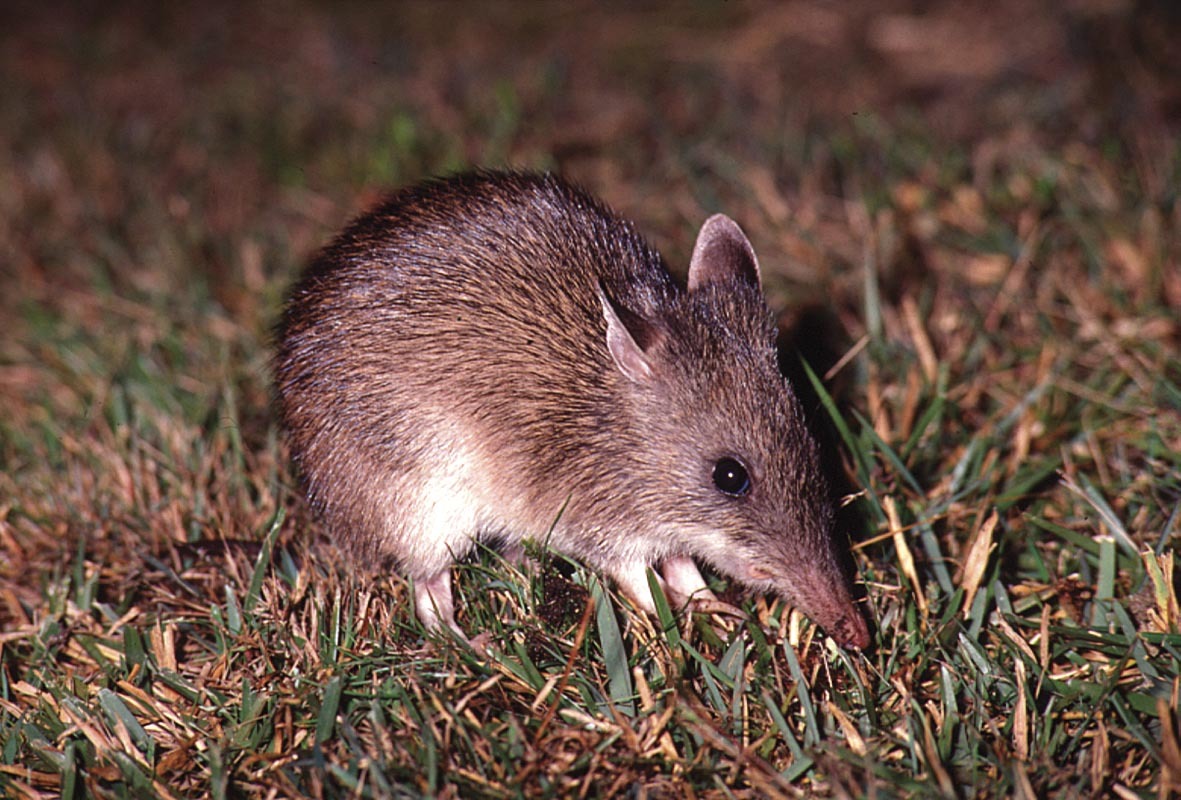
[4, 0, 1177, 311]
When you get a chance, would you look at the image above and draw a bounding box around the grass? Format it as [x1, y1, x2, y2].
[2, 2, 1180, 797]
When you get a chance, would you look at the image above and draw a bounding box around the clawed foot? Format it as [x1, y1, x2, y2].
[463, 630, 493, 655]
[687, 597, 744, 617]
[609, 556, 744, 634]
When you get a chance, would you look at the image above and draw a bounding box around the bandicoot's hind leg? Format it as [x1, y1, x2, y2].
[413, 569, 492, 652]
[414, 569, 459, 634]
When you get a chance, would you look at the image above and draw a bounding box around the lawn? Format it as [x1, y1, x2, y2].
[1, 2, 1179, 797]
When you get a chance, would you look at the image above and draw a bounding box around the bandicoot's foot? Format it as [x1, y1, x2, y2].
[466, 631, 493, 655]
[689, 598, 745, 617]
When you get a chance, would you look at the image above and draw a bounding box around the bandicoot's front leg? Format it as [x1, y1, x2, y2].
[610, 560, 664, 614]
[611, 556, 738, 615]
[660, 556, 715, 606]
[662, 556, 745, 617]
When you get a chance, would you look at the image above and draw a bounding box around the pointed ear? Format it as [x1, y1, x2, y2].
[597, 284, 658, 383]
[687, 214, 761, 292]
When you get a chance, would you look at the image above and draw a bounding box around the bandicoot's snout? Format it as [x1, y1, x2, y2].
[749, 562, 870, 650]
[828, 605, 871, 650]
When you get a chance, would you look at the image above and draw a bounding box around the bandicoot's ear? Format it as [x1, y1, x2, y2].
[687, 214, 761, 291]
[597, 284, 660, 383]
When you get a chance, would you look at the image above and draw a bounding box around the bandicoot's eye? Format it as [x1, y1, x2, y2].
[712, 457, 751, 497]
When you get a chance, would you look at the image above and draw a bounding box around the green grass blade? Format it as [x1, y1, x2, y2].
[782, 643, 819, 746]
[315, 675, 343, 747]
[245, 506, 285, 613]
[591, 574, 635, 716]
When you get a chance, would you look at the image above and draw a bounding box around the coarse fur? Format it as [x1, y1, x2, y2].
[274, 170, 870, 649]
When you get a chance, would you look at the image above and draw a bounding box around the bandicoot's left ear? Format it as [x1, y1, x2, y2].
[597, 282, 662, 383]
[687, 213, 761, 291]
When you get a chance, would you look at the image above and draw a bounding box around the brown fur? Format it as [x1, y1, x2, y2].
[274, 171, 869, 649]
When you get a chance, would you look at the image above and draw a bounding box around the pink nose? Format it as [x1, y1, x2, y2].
[830, 608, 871, 650]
